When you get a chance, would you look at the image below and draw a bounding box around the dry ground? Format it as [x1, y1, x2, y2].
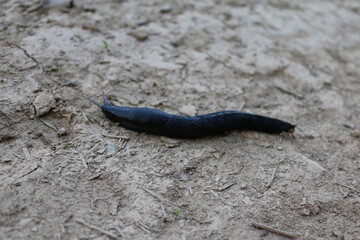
[1, 0, 360, 239]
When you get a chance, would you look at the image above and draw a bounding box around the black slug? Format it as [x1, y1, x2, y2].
[87, 91, 295, 138]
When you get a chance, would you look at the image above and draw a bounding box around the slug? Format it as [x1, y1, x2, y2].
[87, 91, 295, 138]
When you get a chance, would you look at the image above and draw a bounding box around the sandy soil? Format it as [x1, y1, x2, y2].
[1, 0, 360, 239]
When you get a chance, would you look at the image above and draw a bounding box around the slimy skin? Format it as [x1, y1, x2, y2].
[88, 91, 295, 138]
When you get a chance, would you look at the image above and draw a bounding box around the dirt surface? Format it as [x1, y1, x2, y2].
[1, 0, 360, 239]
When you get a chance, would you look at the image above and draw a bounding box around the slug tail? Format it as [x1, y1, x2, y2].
[80, 92, 103, 108]
[101, 89, 110, 105]
[87, 97, 103, 108]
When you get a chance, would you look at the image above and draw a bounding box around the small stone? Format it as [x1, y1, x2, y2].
[243, 196, 252, 205]
[131, 19, 150, 29]
[33, 92, 56, 116]
[344, 121, 355, 129]
[0, 134, 15, 143]
[42, 0, 74, 8]
[170, 40, 180, 47]
[106, 144, 116, 156]
[57, 127, 69, 136]
[110, 200, 120, 216]
[3, 159, 12, 164]
[66, 81, 78, 86]
[174, 55, 189, 65]
[277, 146, 284, 151]
[18, 218, 33, 226]
[14, 181, 21, 187]
[301, 203, 320, 216]
[213, 152, 223, 159]
[332, 230, 344, 239]
[160, 4, 172, 13]
[350, 131, 360, 138]
[179, 173, 190, 181]
[179, 105, 197, 116]
[260, 230, 269, 237]
[308, 203, 320, 215]
[161, 137, 180, 148]
[240, 183, 247, 189]
[128, 31, 148, 41]
[96, 148, 105, 154]
[301, 208, 311, 216]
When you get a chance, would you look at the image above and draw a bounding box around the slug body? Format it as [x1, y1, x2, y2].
[89, 92, 295, 138]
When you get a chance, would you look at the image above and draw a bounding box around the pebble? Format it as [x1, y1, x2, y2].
[57, 127, 69, 136]
[160, 4, 172, 13]
[301, 203, 320, 215]
[66, 80, 78, 86]
[33, 92, 56, 116]
[179, 105, 197, 116]
[179, 173, 190, 181]
[131, 19, 150, 29]
[344, 121, 355, 129]
[260, 230, 269, 237]
[240, 183, 247, 189]
[301, 208, 311, 216]
[128, 31, 148, 41]
[129, 150, 137, 155]
[106, 144, 116, 156]
[170, 40, 180, 47]
[42, 0, 74, 8]
[308, 203, 320, 215]
[350, 131, 360, 138]
[332, 230, 344, 239]
[18, 218, 33, 226]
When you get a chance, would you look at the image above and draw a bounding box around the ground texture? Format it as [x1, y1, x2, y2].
[0, 0, 360, 239]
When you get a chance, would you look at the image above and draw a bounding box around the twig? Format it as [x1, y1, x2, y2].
[189, 186, 193, 195]
[136, 221, 156, 233]
[120, 139, 127, 150]
[252, 222, 298, 239]
[338, 186, 348, 197]
[27, 3, 43, 13]
[88, 173, 102, 180]
[22, 147, 32, 161]
[102, 133, 129, 140]
[13, 152, 24, 159]
[14, 44, 43, 71]
[160, 205, 167, 218]
[266, 167, 277, 188]
[15, 44, 39, 65]
[135, 222, 151, 234]
[39, 119, 58, 131]
[209, 190, 241, 207]
[19, 164, 39, 178]
[224, 166, 243, 175]
[216, 182, 236, 191]
[76, 219, 119, 240]
[82, 112, 91, 123]
[275, 85, 304, 99]
[114, 226, 125, 238]
[140, 186, 177, 207]
[297, 154, 326, 172]
[337, 183, 360, 194]
[78, 152, 88, 169]
[11, 162, 39, 188]
[0, 133, 15, 142]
